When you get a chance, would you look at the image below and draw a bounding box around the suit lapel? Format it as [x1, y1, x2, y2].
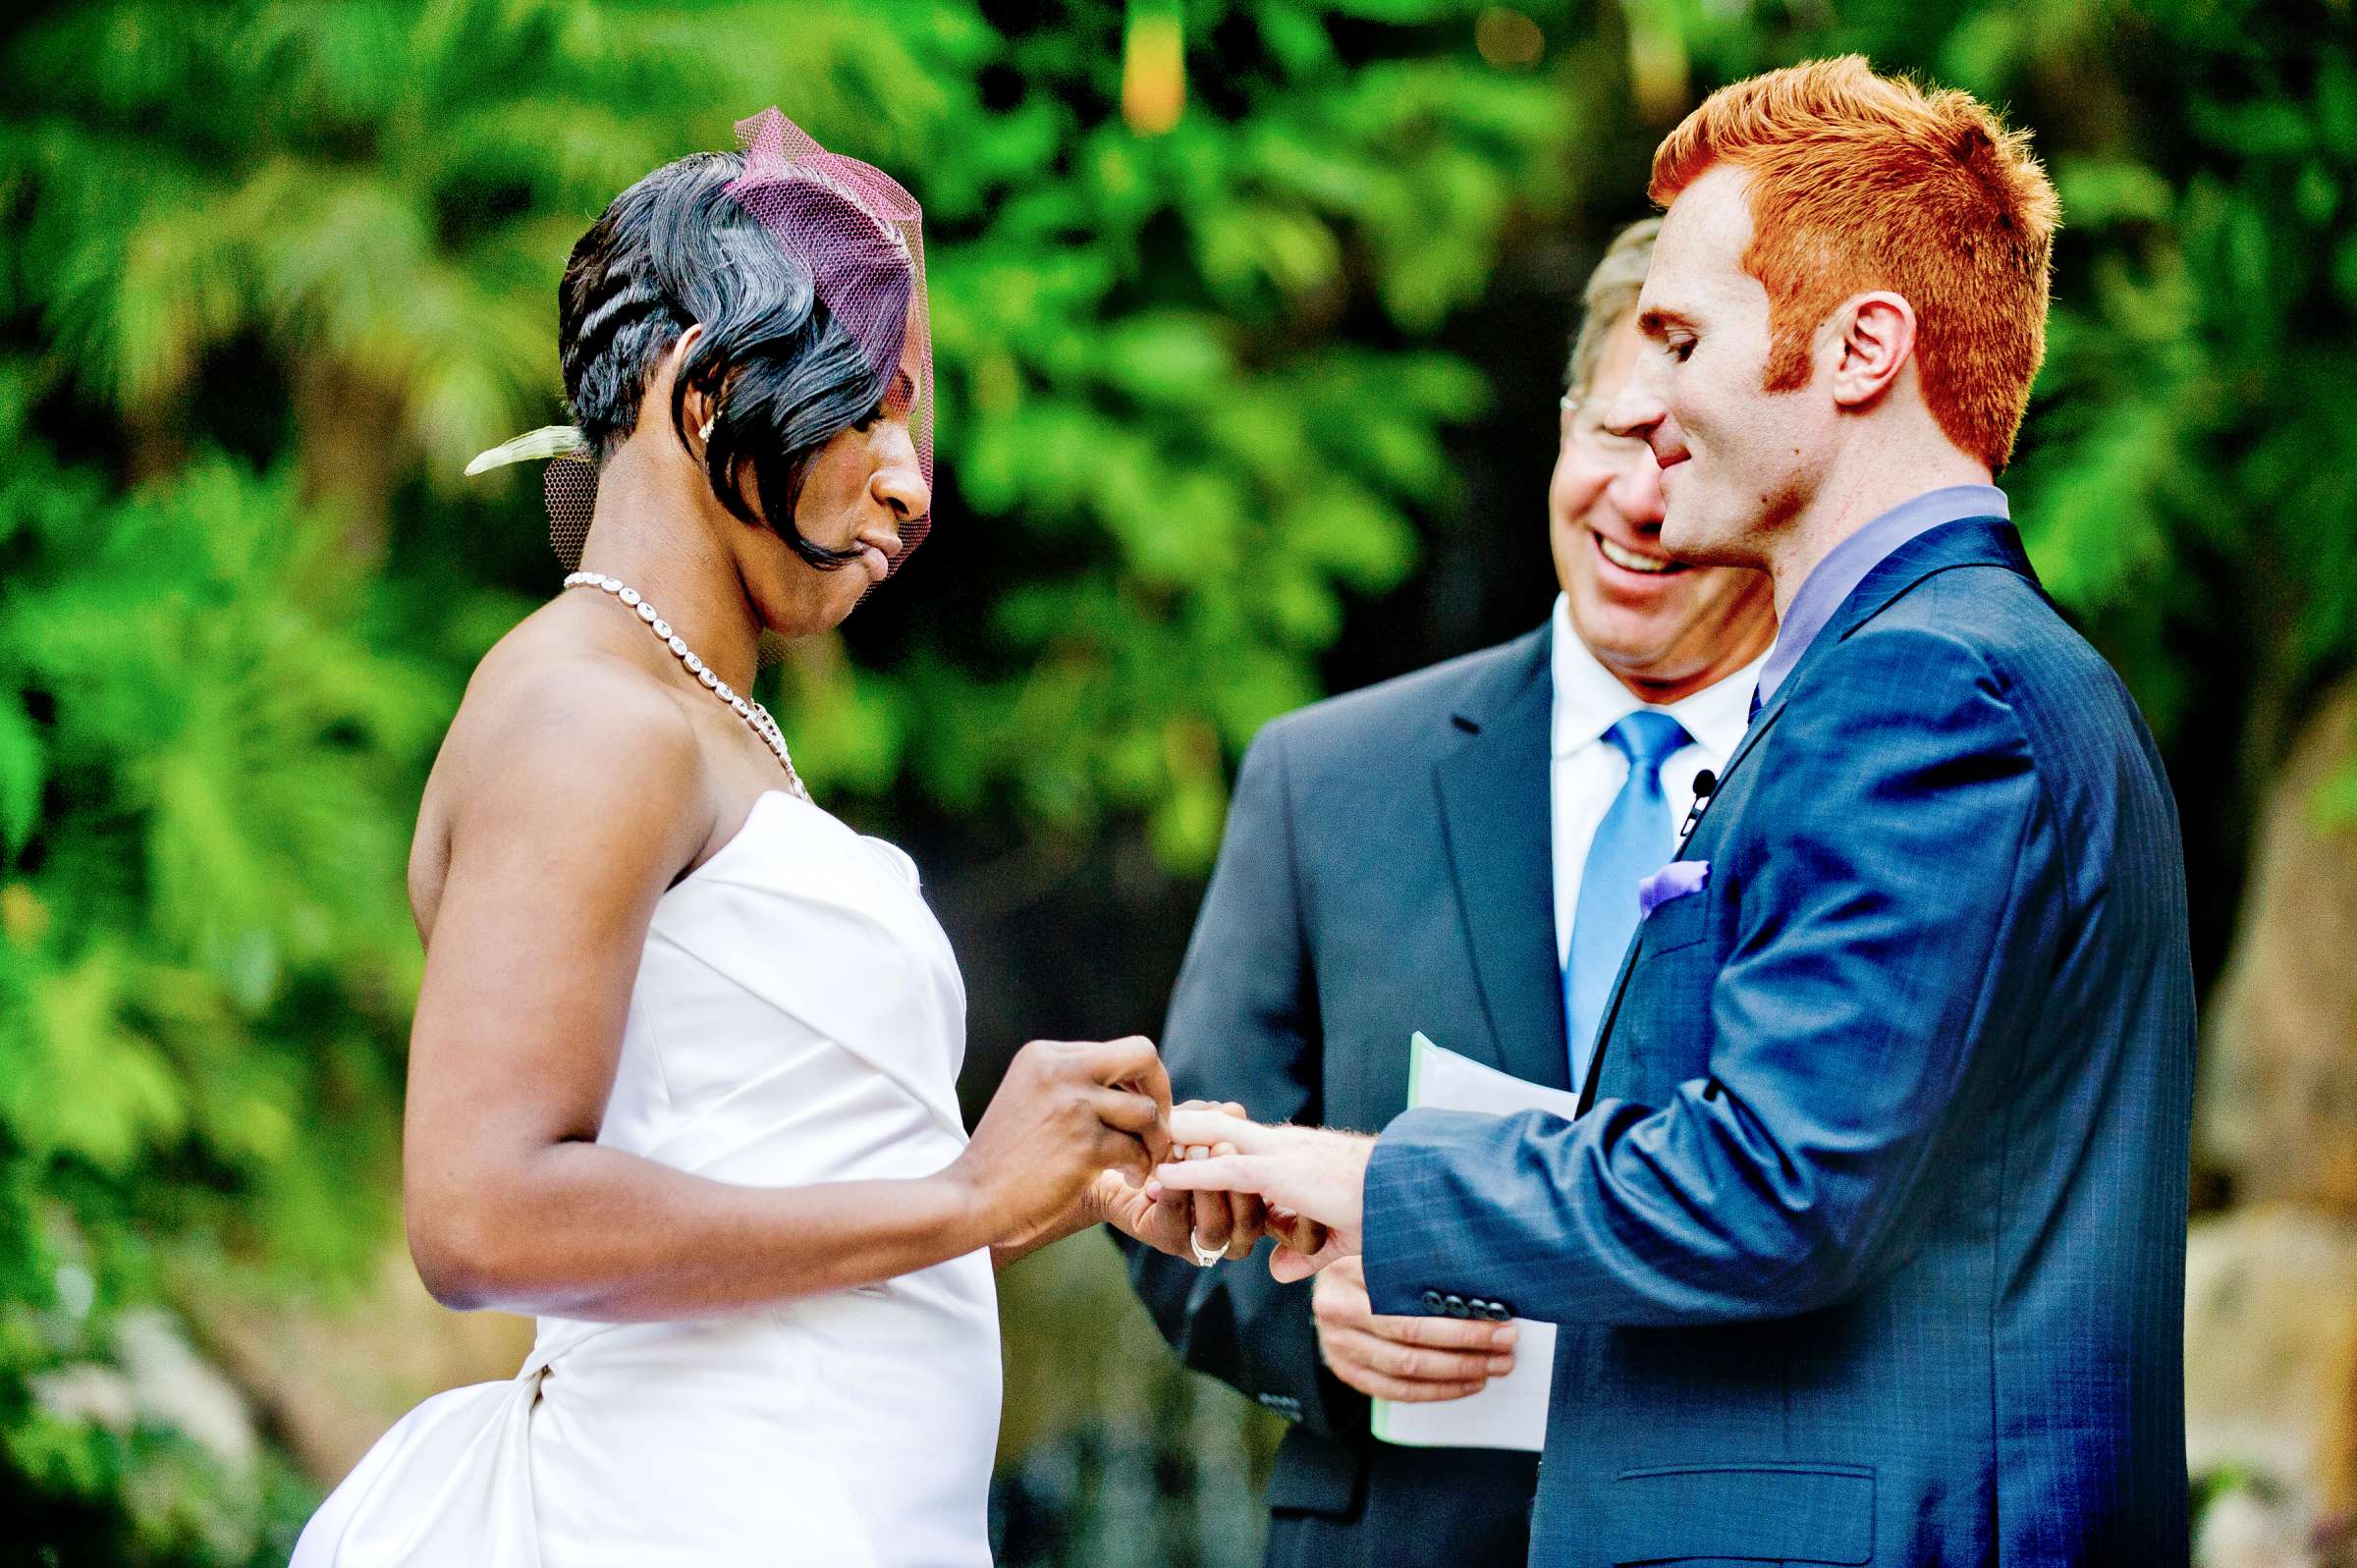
[1431, 624, 1569, 1091]
[1575, 515, 2036, 1112]
[1672, 686, 1785, 852]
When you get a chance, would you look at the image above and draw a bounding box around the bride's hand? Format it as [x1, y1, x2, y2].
[1095, 1101, 1267, 1262]
[951, 1037, 1171, 1256]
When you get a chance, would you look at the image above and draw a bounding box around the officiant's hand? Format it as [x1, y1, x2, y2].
[1313, 1255, 1515, 1403]
[1153, 1110, 1372, 1282]
[956, 1037, 1171, 1255]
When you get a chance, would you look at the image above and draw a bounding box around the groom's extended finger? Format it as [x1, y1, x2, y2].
[1202, 1142, 1264, 1259]
[1150, 1152, 1274, 1200]
[1168, 1108, 1287, 1152]
[1199, 1142, 1261, 1256]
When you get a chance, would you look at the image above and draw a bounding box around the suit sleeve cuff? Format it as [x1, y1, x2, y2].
[1233, 1266, 1346, 1433]
[1363, 1107, 1503, 1318]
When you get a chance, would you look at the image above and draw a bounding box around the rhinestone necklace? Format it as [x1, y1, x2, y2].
[563, 570, 810, 802]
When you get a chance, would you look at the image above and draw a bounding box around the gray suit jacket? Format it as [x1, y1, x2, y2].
[1125, 624, 1562, 1537]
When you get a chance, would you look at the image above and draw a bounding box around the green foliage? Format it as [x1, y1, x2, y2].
[0, 419, 434, 1555]
[0, 1, 1576, 1554]
[839, 3, 1569, 864]
[8, 0, 1573, 882]
[5, 0, 2350, 1558]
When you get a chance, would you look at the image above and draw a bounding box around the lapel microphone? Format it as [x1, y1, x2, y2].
[1678, 769, 1718, 842]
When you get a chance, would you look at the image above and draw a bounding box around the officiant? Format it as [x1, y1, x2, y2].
[1122, 219, 1778, 1568]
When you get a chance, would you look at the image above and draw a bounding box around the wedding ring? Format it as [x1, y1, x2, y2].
[1188, 1233, 1225, 1269]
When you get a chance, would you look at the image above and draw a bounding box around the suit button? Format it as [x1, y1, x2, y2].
[1444, 1294, 1470, 1319]
[1421, 1289, 1446, 1315]
[1488, 1302, 1514, 1322]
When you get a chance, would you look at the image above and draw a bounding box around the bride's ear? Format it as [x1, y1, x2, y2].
[661, 325, 714, 455]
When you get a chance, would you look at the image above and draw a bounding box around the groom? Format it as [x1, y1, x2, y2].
[1159, 56, 2196, 1566]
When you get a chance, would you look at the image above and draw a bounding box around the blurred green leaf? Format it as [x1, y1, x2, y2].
[8, 0, 2351, 1558]
[0, 695, 43, 860]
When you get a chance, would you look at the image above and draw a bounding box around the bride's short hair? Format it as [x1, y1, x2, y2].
[557, 149, 907, 569]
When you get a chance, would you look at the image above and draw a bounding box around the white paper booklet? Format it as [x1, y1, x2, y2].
[1370, 1032, 1585, 1452]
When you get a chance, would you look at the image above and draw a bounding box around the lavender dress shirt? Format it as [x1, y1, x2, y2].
[1752, 484, 2010, 714]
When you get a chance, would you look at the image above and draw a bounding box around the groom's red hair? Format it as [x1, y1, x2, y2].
[1649, 55, 2058, 471]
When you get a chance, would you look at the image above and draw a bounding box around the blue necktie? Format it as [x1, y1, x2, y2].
[1564, 711, 1691, 1087]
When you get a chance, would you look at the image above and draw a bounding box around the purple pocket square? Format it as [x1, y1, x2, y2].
[1638, 859, 1709, 918]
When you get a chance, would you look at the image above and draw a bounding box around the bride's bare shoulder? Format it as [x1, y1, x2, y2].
[463, 608, 688, 730]
[409, 609, 709, 935]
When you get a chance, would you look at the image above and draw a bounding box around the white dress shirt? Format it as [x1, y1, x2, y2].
[1549, 594, 1763, 969]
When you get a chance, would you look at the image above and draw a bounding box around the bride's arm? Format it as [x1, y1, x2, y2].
[402, 656, 1166, 1322]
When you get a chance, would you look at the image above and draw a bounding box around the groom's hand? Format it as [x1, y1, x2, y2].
[1153, 1110, 1373, 1281]
[1097, 1101, 1268, 1261]
[1313, 1255, 1515, 1403]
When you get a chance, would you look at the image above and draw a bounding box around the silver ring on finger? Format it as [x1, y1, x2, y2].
[1188, 1232, 1224, 1269]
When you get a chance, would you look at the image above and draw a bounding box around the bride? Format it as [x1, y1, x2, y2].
[292, 111, 1251, 1567]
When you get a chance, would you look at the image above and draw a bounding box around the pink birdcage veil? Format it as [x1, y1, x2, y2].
[498, 108, 933, 590]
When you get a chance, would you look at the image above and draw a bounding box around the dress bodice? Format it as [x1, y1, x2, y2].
[600, 787, 970, 1187]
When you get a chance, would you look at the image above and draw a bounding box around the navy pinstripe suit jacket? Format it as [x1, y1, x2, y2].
[1361, 518, 2195, 1566]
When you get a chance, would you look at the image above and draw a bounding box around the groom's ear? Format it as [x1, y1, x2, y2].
[1829, 291, 1917, 411]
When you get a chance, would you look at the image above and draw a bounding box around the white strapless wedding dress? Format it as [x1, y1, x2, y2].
[293, 791, 1001, 1567]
